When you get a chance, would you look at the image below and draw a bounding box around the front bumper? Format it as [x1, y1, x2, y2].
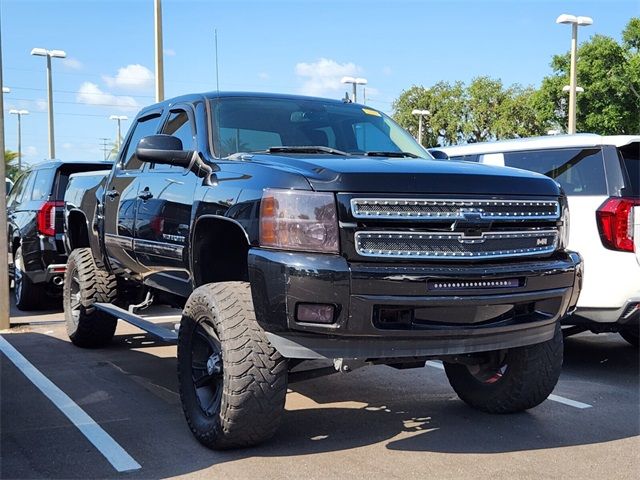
[248, 249, 582, 360]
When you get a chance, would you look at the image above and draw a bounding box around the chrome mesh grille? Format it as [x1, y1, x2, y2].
[350, 198, 560, 221]
[355, 230, 558, 260]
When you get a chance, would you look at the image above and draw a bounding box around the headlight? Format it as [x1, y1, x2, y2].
[558, 196, 570, 250]
[259, 189, 339, 253]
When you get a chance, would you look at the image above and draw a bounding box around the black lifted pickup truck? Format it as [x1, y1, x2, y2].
[63, 92, 582, 449]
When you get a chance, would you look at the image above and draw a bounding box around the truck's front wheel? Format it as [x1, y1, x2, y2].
[63, 248, 118, 348]
[443, 324, 563, 413]
[178, 282, 288, 449]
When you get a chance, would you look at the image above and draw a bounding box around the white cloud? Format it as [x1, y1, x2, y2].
[24, 146, 38, 158]
[103, 64, 154, 90]
[258, 72, 270, 80]
[62, 57, 83, 70]
[164, 48, 176, 57]
[294, 58, 362, 97]
[62, 142, 73, 150]
[76, 82, 139, 110]
[35, 98, 47, 111]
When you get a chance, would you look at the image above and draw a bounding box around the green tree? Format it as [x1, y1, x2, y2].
[4, 150, 21, 181]
[536, 18, 640, 134]
[392, 78, 545, 147]
[496, 85, 548, 139]
[392, 82, 467, 147]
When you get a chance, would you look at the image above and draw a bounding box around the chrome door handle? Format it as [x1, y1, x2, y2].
[106, 189, 120, 199]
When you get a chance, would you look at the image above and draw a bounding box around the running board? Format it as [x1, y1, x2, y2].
[94, 303, 178, 344]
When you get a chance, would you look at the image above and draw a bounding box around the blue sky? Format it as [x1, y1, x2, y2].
[2, 0, 638, 163]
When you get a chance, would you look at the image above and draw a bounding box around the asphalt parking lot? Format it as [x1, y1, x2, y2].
[1, 296, 639, 480]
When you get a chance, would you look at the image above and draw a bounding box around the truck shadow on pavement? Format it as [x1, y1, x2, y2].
[2, 331, 638, 478]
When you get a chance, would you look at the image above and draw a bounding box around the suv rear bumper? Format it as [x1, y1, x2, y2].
[248, 249, 583, 360]
[19, 234, 67, 286]
[568, 299, 640, 326]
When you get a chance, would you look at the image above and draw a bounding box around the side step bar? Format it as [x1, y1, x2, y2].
[94, 303, 179, 344]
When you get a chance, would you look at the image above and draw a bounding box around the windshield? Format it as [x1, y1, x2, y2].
[210, 97, 429, 158]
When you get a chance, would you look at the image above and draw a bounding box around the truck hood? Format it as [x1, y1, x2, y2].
[245, 154, 561, 196]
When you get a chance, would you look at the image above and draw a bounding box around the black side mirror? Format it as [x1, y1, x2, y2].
[136, 134, 194, 168]
[429, 150, 450, 160]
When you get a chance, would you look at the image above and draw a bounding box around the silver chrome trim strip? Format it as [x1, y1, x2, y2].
[350, 198, 560, 221]
[105, 233, 133, 250]
[134, 238, 184, 259]
[354, 229, 558, 260]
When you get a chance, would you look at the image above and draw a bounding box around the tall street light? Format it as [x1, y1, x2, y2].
[9, 110, 28, 170]
[31, 47, 66, 159]
[412, 109, 430, 146]
[2, 86, 9, 93]
[562, 85, 584, 94]
[109, 115, 128, 151]
[556, 14, 593, 135]
[0, 8, 9, 330]
[154, 0, 165, 102]
[341, 76, 367, 103]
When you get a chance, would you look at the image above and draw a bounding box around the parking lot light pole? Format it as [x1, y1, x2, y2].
[109, 115, 128, 151]
[563, 85, 585, 94]
[31, 47, 66, 159]
[9, 110, 29, 171]
[341, 76, 367, 103]
[1, 16, 10, 330]
[411, 109, 430, 146]
[154, 0, 164, 102]
[556, 14, 593, 135]
[2, 86, 9, 93]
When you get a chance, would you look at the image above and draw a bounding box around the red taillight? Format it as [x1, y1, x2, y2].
[37, 201, 63, 236]
[596, 197, 640, 252]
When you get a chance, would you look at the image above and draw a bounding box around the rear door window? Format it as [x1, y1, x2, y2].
[497, 148, 607, 196]
[30, 168, 55, 201]
[7, 174, 26, 207]
[17, 172, 36, 205]
[618, 142, 639, 196]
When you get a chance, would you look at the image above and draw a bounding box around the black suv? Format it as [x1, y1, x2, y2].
[7, 160, 112, 310]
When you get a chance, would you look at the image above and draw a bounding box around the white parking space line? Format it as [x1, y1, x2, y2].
[547, 394, 592, 409]
[0, 336, 142, 473]
[424, 360, 593, 409]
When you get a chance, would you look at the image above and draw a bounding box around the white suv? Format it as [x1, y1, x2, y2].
[431, 134, 640, 346]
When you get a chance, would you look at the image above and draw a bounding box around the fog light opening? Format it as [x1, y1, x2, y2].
[296, 303, 336, 324]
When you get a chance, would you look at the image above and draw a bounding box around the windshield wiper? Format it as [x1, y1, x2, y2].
[364, 151, 420, 158]
[267, 146, 351, 156]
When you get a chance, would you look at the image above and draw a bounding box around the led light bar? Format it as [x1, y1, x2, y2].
[427, 278, 521, 291]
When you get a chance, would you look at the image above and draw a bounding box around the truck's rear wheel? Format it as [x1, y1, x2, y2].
[443, 324, 563, 413]
[63, 248, 117, 348]
[178, 282, 287, 449]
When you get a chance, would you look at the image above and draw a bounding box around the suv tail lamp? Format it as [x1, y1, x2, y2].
[260, 189, 339, 253]
[596, 197, 640, 252]
[37, 201, 63, 236]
